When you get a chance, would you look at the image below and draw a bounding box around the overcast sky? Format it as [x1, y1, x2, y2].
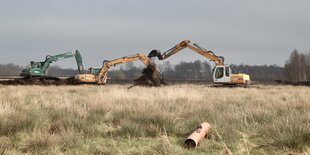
[0, 0, 309, 68]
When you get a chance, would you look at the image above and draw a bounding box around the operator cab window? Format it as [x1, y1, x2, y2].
[225, 67, 230, 77]
[215, 67, 224, 79]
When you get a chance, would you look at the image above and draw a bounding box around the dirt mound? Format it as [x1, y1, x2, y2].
[0, 77, 77, 86]
[131, 64, 167, 87]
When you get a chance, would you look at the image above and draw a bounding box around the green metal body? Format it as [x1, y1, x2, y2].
[20, 50, 84, 77]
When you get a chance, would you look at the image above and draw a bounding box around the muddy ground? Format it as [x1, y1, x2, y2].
[0, 77, 76, 86]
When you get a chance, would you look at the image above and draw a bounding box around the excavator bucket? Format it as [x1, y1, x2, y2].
[148, 49, 163, 60]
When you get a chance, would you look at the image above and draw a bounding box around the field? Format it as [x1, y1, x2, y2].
[0, 84, 309, 154]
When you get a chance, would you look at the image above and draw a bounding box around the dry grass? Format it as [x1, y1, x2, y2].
[0, 84, 309, 154]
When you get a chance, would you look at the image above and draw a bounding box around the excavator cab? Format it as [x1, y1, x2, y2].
[88, 67, 101, 76]
[213, 65, 251, 85]
[213, 65, 231, 84]
[30, 61, 42, 68]
[21, 62, 43, 77]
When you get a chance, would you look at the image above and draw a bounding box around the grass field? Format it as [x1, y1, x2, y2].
[0, 84, 309, 154]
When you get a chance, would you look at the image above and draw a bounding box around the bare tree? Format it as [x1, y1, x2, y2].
[284, 49, 310, 82]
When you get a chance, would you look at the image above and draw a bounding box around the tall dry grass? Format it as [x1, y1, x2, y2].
[0, 84, 309, 154]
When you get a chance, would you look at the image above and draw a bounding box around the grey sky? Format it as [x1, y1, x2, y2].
[0, 0, 309, 68]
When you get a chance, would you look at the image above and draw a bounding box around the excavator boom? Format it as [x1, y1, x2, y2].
[96, 54, 150, 84]
[148, 40, 224, 66]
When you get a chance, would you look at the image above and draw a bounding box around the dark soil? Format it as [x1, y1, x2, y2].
[131, 64, 167, 87]
[274, 80, 310, 86]
[0, 77, 77, 86]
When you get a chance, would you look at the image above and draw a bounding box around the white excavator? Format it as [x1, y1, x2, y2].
[148, 40, 251, 86]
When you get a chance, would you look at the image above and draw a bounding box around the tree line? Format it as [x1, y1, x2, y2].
[95, 61, 284, 82]
[0, 50, 308, 82]
[284, 50, 310, 82]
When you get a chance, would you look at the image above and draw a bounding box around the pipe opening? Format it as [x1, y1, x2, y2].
[184, 139, 197, 149]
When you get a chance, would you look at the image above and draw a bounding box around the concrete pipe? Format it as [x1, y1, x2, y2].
[184, 122, 211, 148]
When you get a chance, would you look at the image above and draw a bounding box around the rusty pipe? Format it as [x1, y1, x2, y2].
[184, 122, 211, 148]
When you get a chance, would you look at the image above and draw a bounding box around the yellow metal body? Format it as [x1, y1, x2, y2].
[230, 73, 251, 85]
[75, 74, 98, 83]
[75, 53, 151, 84]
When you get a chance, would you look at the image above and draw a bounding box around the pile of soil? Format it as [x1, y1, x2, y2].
[0, 77, 76, 86]
[132, 64, 167, 87]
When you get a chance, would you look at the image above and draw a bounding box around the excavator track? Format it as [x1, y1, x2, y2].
[208, 84, 251, 88]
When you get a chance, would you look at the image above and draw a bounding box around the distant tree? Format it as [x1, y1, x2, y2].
[171, 60, 213, 80]
[109, 70, 126, 80]
[201, 61, 213, 81]
[0, 63, 22, 76]
[299, 52, 307, 81]
[122, 62, 142, 78]
[306, 51, 310, 80]
[158, 61, 173, 73]
[284, 50, 303, 82]
[283, 49, 310, 82]
[174, 62, 191, 79]
[193, 60, 202, 79]
[47, 66, 78, 76]
[231, 64, 283, 81]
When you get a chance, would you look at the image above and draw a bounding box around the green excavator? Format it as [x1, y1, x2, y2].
[20, 50, 84, 78]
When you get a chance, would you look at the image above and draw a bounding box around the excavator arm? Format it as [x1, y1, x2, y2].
[41, 50, 84, 74]
[96, 53, 151, 84]
[148, 40, 225, 66]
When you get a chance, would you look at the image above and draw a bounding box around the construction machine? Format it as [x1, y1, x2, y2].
[75, 53, 162, 85]
[148, 40, 251, 85]
[20, 50, 84, 77]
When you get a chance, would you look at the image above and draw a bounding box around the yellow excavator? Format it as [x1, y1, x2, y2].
[75, 53, 161, 84]
[148, 40, 251, 85]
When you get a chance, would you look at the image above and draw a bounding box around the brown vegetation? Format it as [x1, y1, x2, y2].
[0, 85, 309, 154]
